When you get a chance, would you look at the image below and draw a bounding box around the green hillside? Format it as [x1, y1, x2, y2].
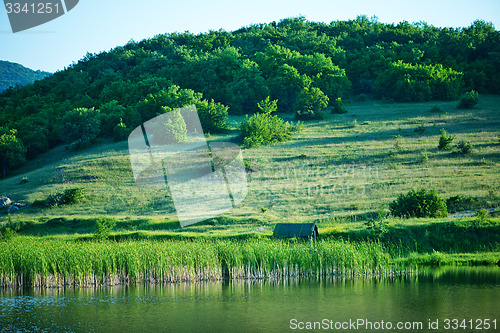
[1, 17, 499, 175]
[0, 60, 51, 92]
[0, 18, 499, 282]
[1, 97, 498, 237]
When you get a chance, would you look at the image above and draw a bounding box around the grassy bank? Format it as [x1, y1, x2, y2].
[0, 98, 499, 287]
[0, 238, 394, 287]
[1, 97, 499, 223]
[0, 236, 498, 288]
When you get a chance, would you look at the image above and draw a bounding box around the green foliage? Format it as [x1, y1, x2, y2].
[475, 208, 490, 223]
[100, 100, 129, 136]
[294, 87, 329, 120]
[161, 108, 187, 143]
[44, 187, 86, 207]
[257, 96, 278, 114]
[374, 61, 463, 102]
[94, 216, 117, 241]
[195, 99, 230, 133]
[61, 108, 101, 150]
[438, 129, 455, 150]
[457, 140, 473, 155]
[0, 18, 498, 171]
[0, 60, 51, 92]
[0, 238, 392, 286]
[389, 188, 448, 218]
[0, 129, 26, 177]
[457, 90, 479, 109]
[417, 152, 428, 164]
[240, 98, 296, 148]
[113, 118, 130, 142]
[0, 227, 16, 242]
[331, 97, 347, 114]
[240, 113, 294, 148]
[446, 195, 483, 213]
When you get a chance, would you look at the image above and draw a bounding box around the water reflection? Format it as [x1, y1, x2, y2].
[0, 266, 498, 332]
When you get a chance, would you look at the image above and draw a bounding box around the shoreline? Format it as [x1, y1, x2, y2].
[0, 237, 498, 289]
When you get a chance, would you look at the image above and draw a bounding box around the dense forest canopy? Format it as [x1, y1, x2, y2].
[0, 16, 499, 174]
[0, 60, 51, 92]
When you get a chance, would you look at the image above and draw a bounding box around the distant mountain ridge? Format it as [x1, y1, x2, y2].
[0, 60, 52, 91]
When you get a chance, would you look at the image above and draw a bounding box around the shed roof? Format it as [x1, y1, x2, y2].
[273, 223, 317, 238]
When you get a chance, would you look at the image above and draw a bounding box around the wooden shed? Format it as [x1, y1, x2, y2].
[273, 223, 318, 240]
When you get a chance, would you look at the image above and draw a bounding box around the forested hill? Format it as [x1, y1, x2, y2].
[0, 16, 499, 174]
[0, 60, 51, 92]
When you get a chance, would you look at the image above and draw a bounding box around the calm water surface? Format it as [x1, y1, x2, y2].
[0, 267, 498, 332]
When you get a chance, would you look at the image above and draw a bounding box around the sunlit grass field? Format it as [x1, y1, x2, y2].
[0, 97, 499, 286]
[1, 96, 499, 234]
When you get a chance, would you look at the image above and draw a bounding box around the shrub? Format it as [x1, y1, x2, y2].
[0, 227, 16, 241]
[438, 129, 454, 150]
[162, 108, 187, 143]
[457, 140, 473, 154]
[239, 98, 296, 148]
[389, 188, 448, 218]
[476, 208, 490, 223]
[195, 99, 230, 133]
[457, 90, 479, 109]
[94, 216, 116, 241]
[331, 97, 347, 114]
[45, 187, 86, 207]
[446, 195, 482, 213]
[294, 87, 329, 120]
[113, 118, 130, 142]
[417, 152, 428, 164]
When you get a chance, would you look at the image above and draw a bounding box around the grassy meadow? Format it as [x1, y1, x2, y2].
[0, 97, 499, 286]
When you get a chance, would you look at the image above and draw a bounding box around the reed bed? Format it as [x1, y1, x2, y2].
[0, 238, 394, 288]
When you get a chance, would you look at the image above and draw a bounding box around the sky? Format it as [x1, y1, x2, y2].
[1, 0, 499, 73]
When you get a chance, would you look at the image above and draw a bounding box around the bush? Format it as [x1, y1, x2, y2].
[476, 208, 490, 223]
[45, 187, 86, 207]
[0, 227, 16, 241]
[294, 87, 329, 120]
[113, 118, 130, 142]
[196, 99, 230, 133]
[457, 140, 473, 154]
[239, 98, 297, 148]
[389, 188, 448, 218]
[94, 216, 116, 241]
[457, 90, 479, 109]
[331, 97, 347, 114]
[417, 152, 428, 164]
[438, 129, 455, 150]
[162, 108, 187, 143]
[446, 195, 482, 213]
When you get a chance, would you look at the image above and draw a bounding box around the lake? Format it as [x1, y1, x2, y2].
[1, 266, 498, 332]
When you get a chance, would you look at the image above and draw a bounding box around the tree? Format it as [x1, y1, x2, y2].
[61, 107, 101, 150]
[294, 86, 329, 120]
[0, 129, 26, 177]
[257, 96, 278, 114]
[113, 118, 130, 142]
[161, 107, 187, 143]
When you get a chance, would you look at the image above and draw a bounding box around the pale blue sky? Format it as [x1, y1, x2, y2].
[1, 0, 499, 72]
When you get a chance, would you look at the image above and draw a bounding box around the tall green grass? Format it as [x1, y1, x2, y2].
[0, 238, 392, 287]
